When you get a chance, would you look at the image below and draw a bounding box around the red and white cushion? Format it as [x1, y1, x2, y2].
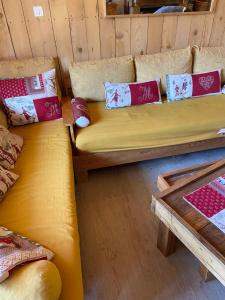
[105, 80, 161, 109]
[0, 227, 54, 283]
[0, 166, 18, 202]
[0, 126, 23, 170]
[0, 69, 62, 126]
[71, 97, 91, 128]
[166, 70, 222, 102]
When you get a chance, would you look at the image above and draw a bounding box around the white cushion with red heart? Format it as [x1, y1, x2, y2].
[166, 70, 222, 102]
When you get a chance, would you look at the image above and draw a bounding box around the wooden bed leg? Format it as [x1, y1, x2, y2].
[199, 264, 214, 282]
[157, 221, 177, 257]
[74, 168, 89, 183]
[73, 157, 89, 183]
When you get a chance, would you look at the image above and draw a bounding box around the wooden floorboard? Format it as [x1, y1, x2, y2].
[76, 158, 225, 300]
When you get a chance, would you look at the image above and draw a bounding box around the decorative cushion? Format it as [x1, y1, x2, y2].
[69, 55, 135, 102]
[166, 70, 221, 102]
[0, 166, 18, 201]
[71, 98, 91, 128]
[135, 47, 192, 94]
[0, 227, 54, 283]
[105, 80, 161, 109]
[0, 57, 62, 100]
[0, 260, 62, 300]
[0, 126, 23, 169]
[0, 69, 62, 126]
[0, 109, 7, 129]
[193, 46, 225, 85]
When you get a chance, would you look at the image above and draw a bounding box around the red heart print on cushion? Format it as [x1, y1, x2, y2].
[199, 75, 214, 90]
[192, 70, 221, 97]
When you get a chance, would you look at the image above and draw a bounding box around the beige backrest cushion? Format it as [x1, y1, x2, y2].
[135, 47, 193, 94]
[0, 57, 62, 99]
[69, 55, 135, 101]
[193, 46, 225, 85]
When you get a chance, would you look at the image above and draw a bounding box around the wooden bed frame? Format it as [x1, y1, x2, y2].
[62, 97, 225, 183]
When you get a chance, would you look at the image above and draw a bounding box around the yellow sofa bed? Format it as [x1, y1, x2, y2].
[69, 46, 225, 182]
[76, 95, 225, 153]
[0, 119, 83, 300]
[0, 58, 84, 299]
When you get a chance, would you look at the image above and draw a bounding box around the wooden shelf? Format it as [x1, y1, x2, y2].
[105, 10, 213, 18]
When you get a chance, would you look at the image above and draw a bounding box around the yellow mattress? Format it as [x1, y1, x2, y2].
[76, 95, 225, 153]
[0, 119, 83, 300]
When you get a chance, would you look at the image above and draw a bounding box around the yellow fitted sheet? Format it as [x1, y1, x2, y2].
[0, 119, 83, 300]
[76, 95, 225, 153]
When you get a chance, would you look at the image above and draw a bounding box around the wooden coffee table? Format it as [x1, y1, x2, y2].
[152, 159, 225, 285]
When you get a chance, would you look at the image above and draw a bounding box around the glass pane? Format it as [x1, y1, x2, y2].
[105, 0, 214, 16]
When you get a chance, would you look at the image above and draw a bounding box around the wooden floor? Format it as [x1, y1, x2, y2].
[76, 150, 225, 300]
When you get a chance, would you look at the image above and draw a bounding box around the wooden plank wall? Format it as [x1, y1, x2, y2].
[0, 0, 224, 92]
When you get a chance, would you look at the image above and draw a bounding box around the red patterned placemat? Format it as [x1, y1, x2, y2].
[183, 176, 225, 233]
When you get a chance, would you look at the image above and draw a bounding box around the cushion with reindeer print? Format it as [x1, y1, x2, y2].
[105, 80, 161, 109]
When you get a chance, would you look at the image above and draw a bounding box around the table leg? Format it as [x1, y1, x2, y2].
[199, 263, 214, 282]
[157, 221, 177, 257]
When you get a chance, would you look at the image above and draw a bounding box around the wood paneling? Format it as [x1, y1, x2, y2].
[0, 1, 15, 59]
[131, 17, 148, 55]
[2, 0, 32, 58]
[0, 0, 224, 91]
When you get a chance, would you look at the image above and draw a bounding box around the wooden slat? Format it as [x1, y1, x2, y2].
[98, 0, 115, 59]
[159, 160, 218, 184]
[48, 0, 74, 83]
[161, 16, 178, 51]
[0, 0, 15, 59]
[189, 15, 206, 46]
[106, 11, 214, 19]
[209, 0, 225, 46]
[99, 18, 116, 59]
[83, 0, 101, 60]
[2, 0, 32, 58]
[158, 159, 225, 199]
[21, 0, 57, 57]
[147, 16, 163, 54]
[131, 17, 148, 56]
[202, 14, 214, 46]
[61, 96, 74, 126]
[67, 0, 89, 62]
[115, 18, 131, 57]
[200, 223, 225, 254]
[175, 15, 192, 49]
